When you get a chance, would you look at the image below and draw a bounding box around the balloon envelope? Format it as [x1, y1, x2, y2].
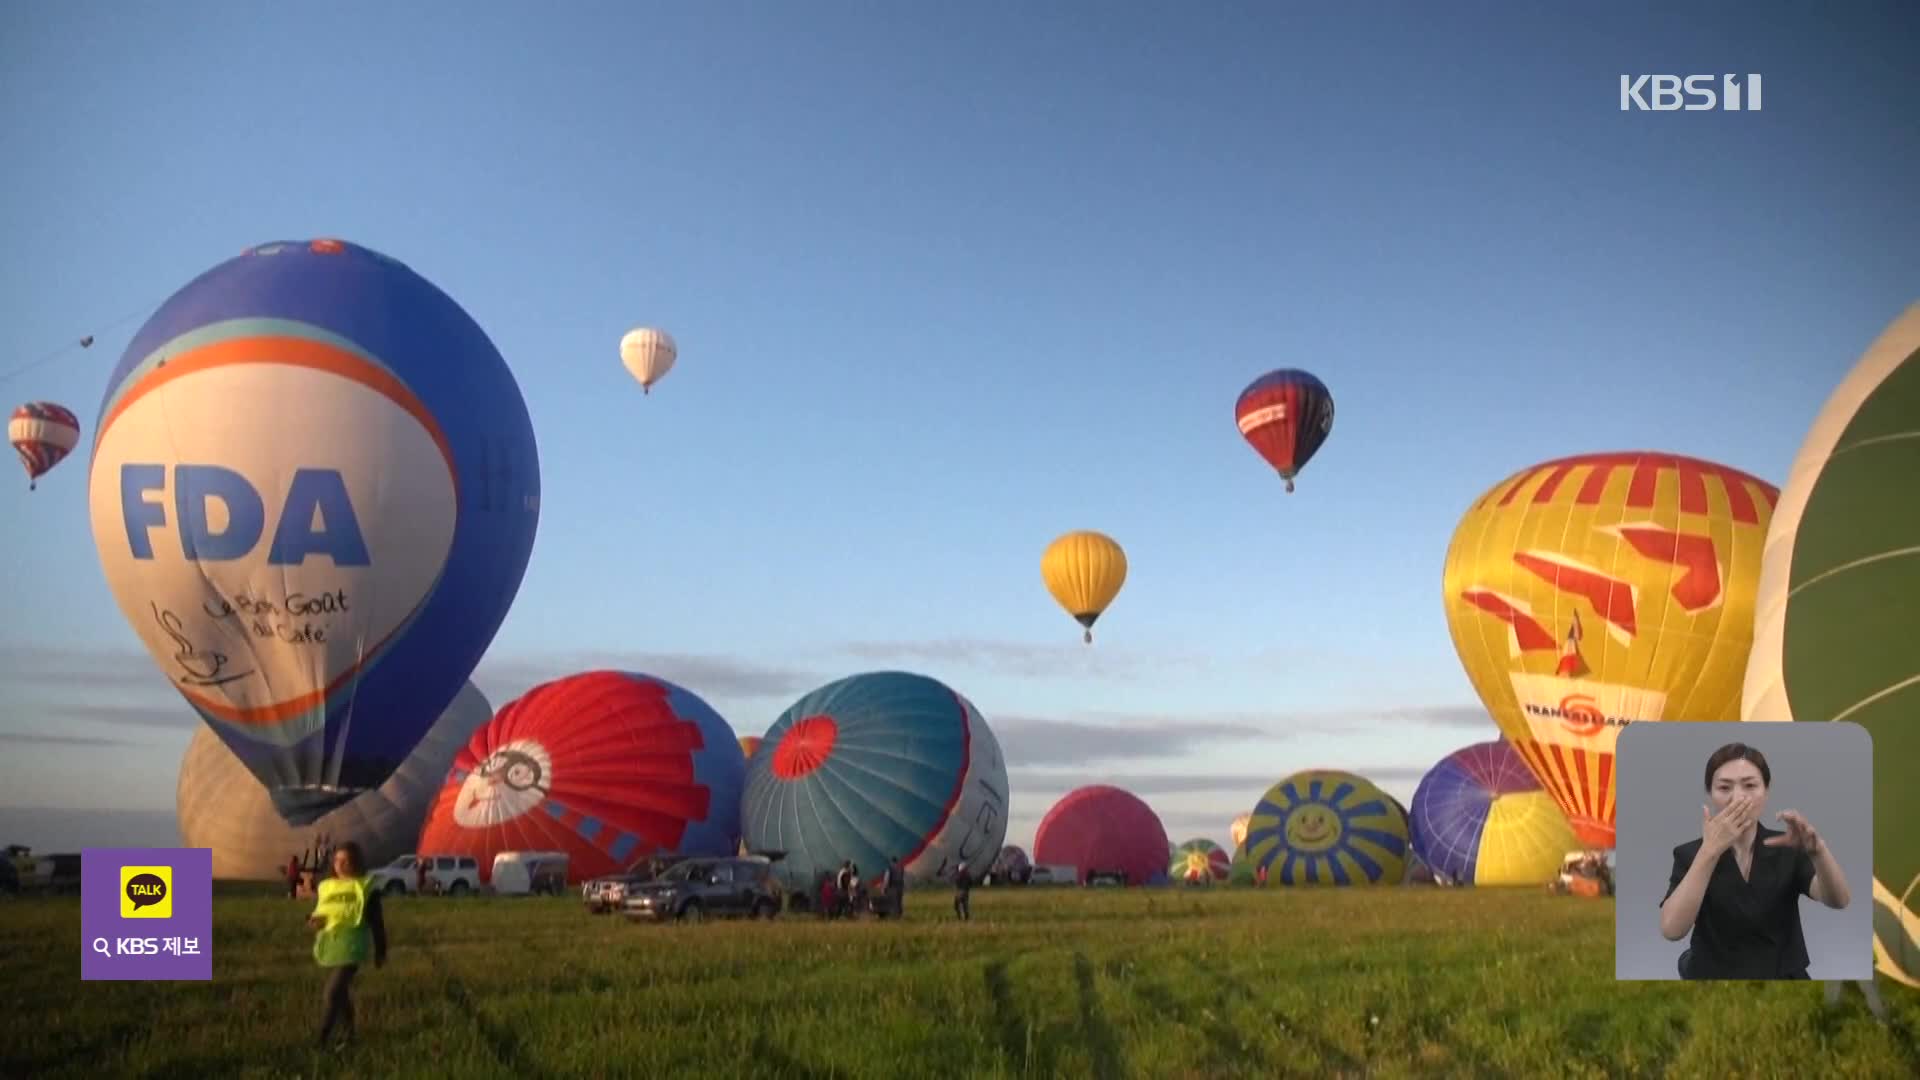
[1229, 812, 1252, 850]
[88, 239, 540, 825]
[1410, 740, 1576, 886]
[10, 402, 80, 488]
[1170, 838, 1230, 883]
[619, 327, 676, 392]
[1742, 301, 1920, 987]
[177, 682, 492, 880]
[740, 671, 1009, 894]
[417, 671, 744, 883]
[1033, 785, 1168, 886]
[1441, 451, 1777, 849]
[1245, 770, 1408, 885]
[1235, 368, 1334, 491]
[1041, 531, 1128, 643]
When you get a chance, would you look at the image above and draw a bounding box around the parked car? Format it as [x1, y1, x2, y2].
[368, 853, 483, 896]
[581, 854, 699, 914]
[490, 851, 569, 896]
[621, 855, 784, 923]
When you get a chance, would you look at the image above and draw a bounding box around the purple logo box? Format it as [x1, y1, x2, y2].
[82, 847, 213, 981]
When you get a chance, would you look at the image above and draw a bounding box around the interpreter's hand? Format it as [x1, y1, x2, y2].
[1702, 796, 1758, 856]
[1764, 809, 1823, 855]
[305, 915, 326, 931]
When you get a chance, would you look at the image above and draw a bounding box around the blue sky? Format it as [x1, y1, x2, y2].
[2, 3, 1916, 853]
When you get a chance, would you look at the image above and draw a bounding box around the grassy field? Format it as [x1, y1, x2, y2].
[5, 885, 1918, 1079]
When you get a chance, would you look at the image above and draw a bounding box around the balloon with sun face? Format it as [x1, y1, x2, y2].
[416, 671, 745, 883]
[1244, 770, 1409, 886]
[1170, 838, 1230, 884]
[740, 671, 1009, 895]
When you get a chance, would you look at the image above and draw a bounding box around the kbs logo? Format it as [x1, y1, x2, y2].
[1620, 74, 1762, 112]
[1523, 695, 1640, 735]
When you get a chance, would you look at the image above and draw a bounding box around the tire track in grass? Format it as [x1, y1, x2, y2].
[1073, 951, 1129, 1079]
[421, 939, 549, 1080]
[983, 958, 1058, 1077]
[1207, 965, 1365, 1075]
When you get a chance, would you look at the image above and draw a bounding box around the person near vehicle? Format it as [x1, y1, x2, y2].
[881, 856, 905, 919]
[415, 859, 429, 896]
[285, 855, 302, 900]
[952, 861, 973, 921]
[1659, 742, 1852, 979]
[834, 860, 856, 918]
[818, 871, 837, 919]
[306, 841, 388, 1046]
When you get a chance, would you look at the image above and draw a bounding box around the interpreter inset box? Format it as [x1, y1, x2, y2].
[1613, 721, 1872, 981]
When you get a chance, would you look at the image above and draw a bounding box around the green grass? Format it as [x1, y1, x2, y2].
[5, 886, 1918, 1078]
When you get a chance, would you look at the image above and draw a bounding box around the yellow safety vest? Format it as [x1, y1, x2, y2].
[312, 875, 371, 967]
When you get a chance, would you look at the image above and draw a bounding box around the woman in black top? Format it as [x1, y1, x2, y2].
[1658, 742, 1853, 979]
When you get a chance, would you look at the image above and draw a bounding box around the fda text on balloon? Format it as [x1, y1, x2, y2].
[118, 465, 370, 566]
[1619, 74, 1762, 111]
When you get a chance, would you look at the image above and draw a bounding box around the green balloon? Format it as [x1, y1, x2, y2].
[1745, 301, 1920, 987]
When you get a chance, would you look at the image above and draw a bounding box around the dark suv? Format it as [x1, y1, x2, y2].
[620, 855, 784, 923]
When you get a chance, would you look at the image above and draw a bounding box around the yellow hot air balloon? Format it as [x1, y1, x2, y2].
[1440, 451, 1778, 850]
[1042, 531, 1127, 644]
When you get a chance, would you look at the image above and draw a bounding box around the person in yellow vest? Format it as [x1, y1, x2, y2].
[305, 841, 387, 1046]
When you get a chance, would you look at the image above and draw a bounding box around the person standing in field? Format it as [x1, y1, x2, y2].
[285, 855, 302, 899]
[952, 861, 973, 921]
[835, 860, 856, 917]
[881, 856, 905, 919]
[307, 841, 387, 1047]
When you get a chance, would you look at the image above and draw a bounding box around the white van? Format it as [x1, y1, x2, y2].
[490, 851, 570, 896]
[1029, 864, 1077, 886]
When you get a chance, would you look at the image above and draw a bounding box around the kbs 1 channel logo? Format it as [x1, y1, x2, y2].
[1619, 74, 1762, 112]
[81, 848, 213, 981]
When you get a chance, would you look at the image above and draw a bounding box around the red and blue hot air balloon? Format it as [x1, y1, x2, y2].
[1235, 368, 1334, 493]
[741, 671, 1010, 898]
[416, 671, 746, 883]
[10, 402, 81, 490]
[86, 239, 540, 824]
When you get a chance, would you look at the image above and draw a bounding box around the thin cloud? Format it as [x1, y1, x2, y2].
[831, 638, 1212, 681]
[992, 714, 1272, 766]
[1009, 770, 1285, 797]
[0, 647, 179, 697]
[0, 731, 140, 748]
[31, 703, 196, 731]
[473, 650, 824, 702]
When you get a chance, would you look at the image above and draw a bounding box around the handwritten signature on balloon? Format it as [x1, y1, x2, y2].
[201, 588, 349, 645]
[149, 601, 254, 688]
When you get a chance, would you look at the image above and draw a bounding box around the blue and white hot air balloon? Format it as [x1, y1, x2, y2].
[741, 671, 1010, 896]
[88, 238, 540, 825]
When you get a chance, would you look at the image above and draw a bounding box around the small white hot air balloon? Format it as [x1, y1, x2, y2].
[620, 327, 677, 395]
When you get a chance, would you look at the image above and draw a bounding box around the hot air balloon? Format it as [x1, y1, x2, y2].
[1743, 301, 1920, 988]
[1041, 530, 1127, 644]
[177, 682, 492, 881]
[740, 671, 1009, 897]
[417, 671, 745, 884]
[1409, 740, 1577, 886]
[1228, 844, 1257, 885]
[991, 845, 1032, 884]
[1171, 838, 1230, 884]
[620, 327, 676, 394]
[1441, 451, 1777, 850]
[10, 402, 80, 490]
[1033, 785, 1169, 886]
[87, 239, 540, 826]
[1229, 812, 1253, 850]
[738, 735, 762, 761]
[1235, 369, 1334, 493]
[1244, 770, 1409, 886]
